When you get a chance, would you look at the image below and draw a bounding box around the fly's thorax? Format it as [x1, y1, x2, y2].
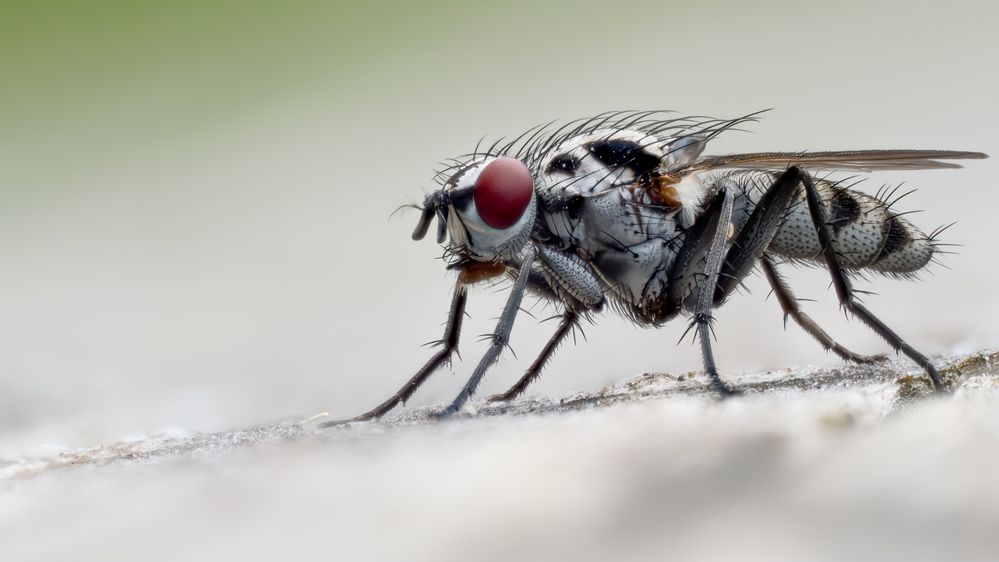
[532, 128, 709, 252]
[533, 128, 706, 196]
[529, 130, 712, 305]
[537, 174, 705, 254]
[537, 129, 664, 195]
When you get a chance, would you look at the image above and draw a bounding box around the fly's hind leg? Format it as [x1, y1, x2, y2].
[794, 167, 948, 392]
[320, 284, 468, 426]
[760, 255, 886, 364]
[488, 309, 579, 403]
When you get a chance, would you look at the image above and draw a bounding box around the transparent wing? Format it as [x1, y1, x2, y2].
[672, 149, 988, 175]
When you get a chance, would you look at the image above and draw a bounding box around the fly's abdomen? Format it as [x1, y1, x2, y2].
[721, 171, 937, 275]
[868, 214, 936, 274]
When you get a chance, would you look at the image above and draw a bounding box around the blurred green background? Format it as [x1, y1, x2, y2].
[1, 0, 996, 455]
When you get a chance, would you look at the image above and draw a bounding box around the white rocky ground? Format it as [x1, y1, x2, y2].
[2, 352, 998, 562]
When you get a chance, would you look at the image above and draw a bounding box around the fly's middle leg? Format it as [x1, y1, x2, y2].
[713, 166, 804, 301]
[686, 187, 739, 396]
[674, 167, 802, 395]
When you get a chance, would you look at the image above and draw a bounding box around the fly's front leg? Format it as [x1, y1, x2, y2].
[436, 245, 538, 417]
[795, 167, 948, 392]
[321, 284, 467, 426]
[488, 245, 605, 402]
[760, 255, 886, 364]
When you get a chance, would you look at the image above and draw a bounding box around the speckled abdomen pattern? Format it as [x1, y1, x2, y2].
[719, 171, 936, 275]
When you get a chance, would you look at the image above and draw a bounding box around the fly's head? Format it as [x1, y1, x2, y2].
[411, 157, 537, 262]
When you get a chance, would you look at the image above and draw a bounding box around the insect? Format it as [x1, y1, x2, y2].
[332, 111, 987, 423]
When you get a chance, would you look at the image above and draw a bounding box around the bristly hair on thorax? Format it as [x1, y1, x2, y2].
[431, 110, 771, 186]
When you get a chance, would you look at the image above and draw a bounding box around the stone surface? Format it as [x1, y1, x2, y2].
[2, 352, 998, 562]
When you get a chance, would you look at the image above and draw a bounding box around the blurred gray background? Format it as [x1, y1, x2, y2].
[1, 0, 996, 457]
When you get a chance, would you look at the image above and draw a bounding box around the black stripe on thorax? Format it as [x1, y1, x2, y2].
[585, 139, 660, 176]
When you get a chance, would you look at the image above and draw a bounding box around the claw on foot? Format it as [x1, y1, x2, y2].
[429, 405, 460, 420]
[317, 411, 379, 428]
[487, 392, 516, 403]
[713, 383, 742, 398]
[859, 353, 890, 364]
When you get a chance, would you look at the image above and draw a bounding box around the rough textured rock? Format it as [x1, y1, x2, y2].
[3, 351, 995, 480]
[2, 351, 998, 562]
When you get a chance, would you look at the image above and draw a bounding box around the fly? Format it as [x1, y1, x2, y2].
[330, 111, 988, 423]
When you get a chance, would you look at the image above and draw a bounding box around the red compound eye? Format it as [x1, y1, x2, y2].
[473, 158, 533, 229]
